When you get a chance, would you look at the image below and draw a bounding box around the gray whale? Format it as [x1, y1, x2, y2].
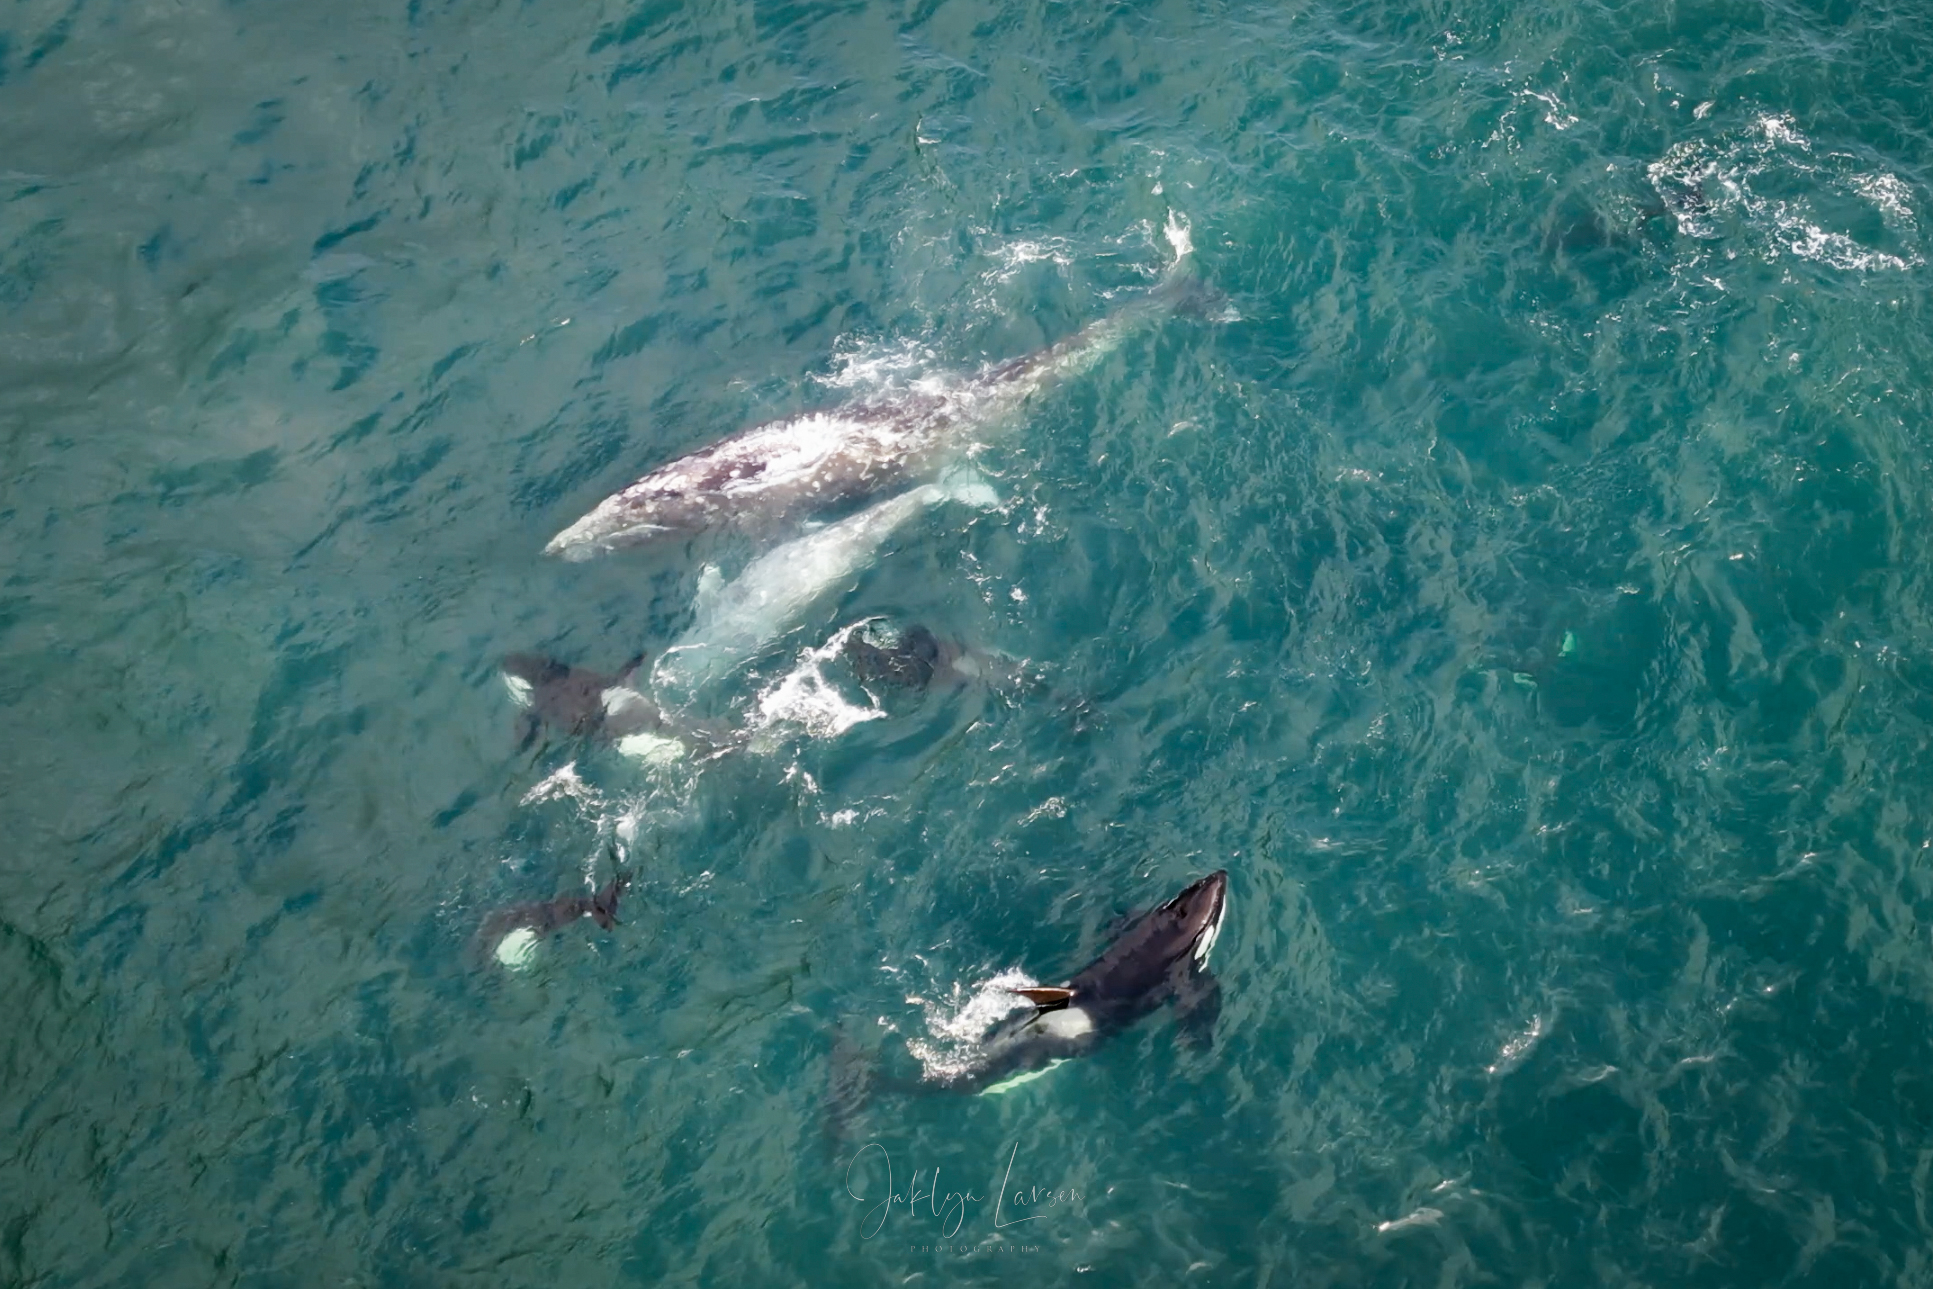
[546, 234, 1208, 560]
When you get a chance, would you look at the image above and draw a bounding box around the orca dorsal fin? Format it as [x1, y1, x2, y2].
[1011, 987, 1075, 1012]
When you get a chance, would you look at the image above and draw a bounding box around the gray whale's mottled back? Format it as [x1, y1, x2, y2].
[546, 228, 1209, 560]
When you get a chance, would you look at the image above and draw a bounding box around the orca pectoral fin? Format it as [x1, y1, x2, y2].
[514, 711, 542, 753]
[1011, 986, 1075, 1012]
[1172, 970, 1222, 1051]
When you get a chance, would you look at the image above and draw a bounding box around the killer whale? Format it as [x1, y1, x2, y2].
[842, 620, 953, 691]
[835, 616, 1029, 699]
[474, 871, 630, 970]
[829, 870, 1228, 1121]
[501, 652, 742, 760]
[955, 869, 1228, 1095]
[500, 652, 660, 750]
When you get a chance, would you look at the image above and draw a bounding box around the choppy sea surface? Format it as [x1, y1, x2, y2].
[5, 0, 1933, 1284]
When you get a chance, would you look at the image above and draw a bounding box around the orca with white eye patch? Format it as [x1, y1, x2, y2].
[932, 870, 1228, 1097]
[824, 871, 1228, 1136]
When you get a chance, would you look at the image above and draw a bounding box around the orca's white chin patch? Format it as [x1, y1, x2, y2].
[1192, 901, 1225, 968]
[501, 674, 534, 707]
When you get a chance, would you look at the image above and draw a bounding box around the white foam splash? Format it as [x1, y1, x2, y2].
[614, 783, 702, 845]
[1019, 796, 1068, 825]
[520, 762, 600, 808]
[905, 967, 1041, 1084]
[1164, 210, 1193, 263]
[814, 335, 944, 395]
[1648, 116, 1923, 272]
[1850, 171, 1918, 225]
[982, 238, 1075, 284]
[1780, 223, 1916, 272]
[1758, 112, 1809, 149]
[1520, 87, 1578, 131]
[747, 623, 887, 743]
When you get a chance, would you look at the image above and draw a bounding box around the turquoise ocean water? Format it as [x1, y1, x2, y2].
[5, 0, 1933, 1283]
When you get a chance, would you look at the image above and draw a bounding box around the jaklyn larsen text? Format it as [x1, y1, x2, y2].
[846, 1142, 1085, 1239]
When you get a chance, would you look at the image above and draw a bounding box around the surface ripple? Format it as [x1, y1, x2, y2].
[4, 0, 1933, 1284]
